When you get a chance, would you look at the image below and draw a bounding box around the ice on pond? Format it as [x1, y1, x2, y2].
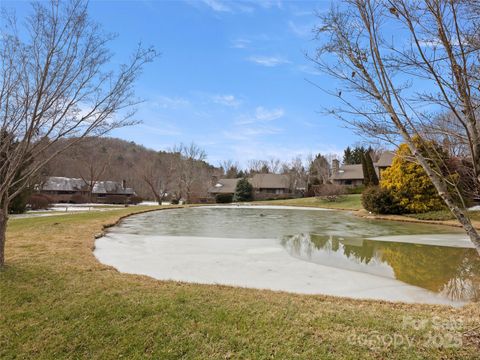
[94, 206, 480, 305]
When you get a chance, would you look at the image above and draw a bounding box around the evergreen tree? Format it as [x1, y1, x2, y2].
[233, 178, 253, 202]
[362, 150, 379, 186]
[344, 146, 366, 164]
[361, 153, 370, 186]
[343, 147, 352, 164]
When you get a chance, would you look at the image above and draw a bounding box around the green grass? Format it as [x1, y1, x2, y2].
[1, 206, 479, 359]
[255, 194, 363, 211]
[406, 209, 480, 222]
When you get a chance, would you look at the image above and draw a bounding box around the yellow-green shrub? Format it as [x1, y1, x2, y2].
[380, 143, 446, 214]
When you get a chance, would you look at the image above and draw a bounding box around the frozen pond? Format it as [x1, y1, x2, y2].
[94, 206, 479, 305]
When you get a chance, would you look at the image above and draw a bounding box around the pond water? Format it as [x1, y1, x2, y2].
[94, 206, 479, 305]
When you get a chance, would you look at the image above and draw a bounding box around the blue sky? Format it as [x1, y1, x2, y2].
[6, 0, 364, 167]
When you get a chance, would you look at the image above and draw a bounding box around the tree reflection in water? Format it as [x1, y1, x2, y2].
[281, 234, 480, 302]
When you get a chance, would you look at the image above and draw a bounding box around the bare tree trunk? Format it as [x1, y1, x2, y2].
[0, 201, 8, 268]
[148, 184, 162, 205]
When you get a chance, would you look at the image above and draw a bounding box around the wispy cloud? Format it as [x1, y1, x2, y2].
[151, 95, 190, 109]
[140, 123, 182, 136]
[201, 0, 231, 12]
[230, 38, 250, 49]
[246, 55, 290, 67]
[223, 126, 281, 141]
[194, 0, 255, 14]
[211, 94, 242, 107]
[297, 64, 322, 76]
[288, 20, 313, 38]
[235, 106, 285, 125]
[257, 0, 283, 9]
[254, 106, 284, 121]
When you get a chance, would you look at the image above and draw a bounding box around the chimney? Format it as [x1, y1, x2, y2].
[211, 175, 218, 186]
[332, 159, 340, 174]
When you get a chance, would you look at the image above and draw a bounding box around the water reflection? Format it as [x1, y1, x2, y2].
[282, 234, 480, 302]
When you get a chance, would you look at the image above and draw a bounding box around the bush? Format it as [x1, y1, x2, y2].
[71, 194, 89, 204]
[129, 195, 143, 205]
[313, 184, 346, 202]
[380, 141, 446, 213]
[28, 194, 53, 210]
[346, 185, 365, 194]
[104, 195, 128, 204]
[171, 198, 179, 205]
[361, 186, 403, 214]
[215, 193, 233, 203]
[9, 187, 32, 214]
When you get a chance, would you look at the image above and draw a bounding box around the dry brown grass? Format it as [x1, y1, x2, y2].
[1, 206, 479, 359]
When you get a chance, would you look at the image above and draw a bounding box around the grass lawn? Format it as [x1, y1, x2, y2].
[255, 194, 363, 211]
[406, 210, 480, 222]
[1, 206, 479, 359]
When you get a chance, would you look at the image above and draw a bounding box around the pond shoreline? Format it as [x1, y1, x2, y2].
[354, 209, 480, 230]
[96, 205, 478, 305]
[249, 198, 480, 231]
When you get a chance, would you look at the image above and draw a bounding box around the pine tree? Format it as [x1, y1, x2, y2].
[361, 153, 371, 186]
[343, 147, 353, 164]
[233, 178, 253, 202]
[361, 150, 379, 186]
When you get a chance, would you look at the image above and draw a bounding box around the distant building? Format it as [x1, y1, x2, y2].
[39, 177, 136, 203]
[330, 151, 394, 186]
[250, 174, 291, 196]
[208, 173, 293, 200]
[209, 178, 241, 196]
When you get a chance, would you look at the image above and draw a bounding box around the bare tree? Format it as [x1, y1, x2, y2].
[73, 138, 111, 202]
[140, 152, 178, 204]
[310, 0, 480, 254]
[282, 156, 307, 192]
[247, 158, 282, 174]
[0, 0, 156, 266]
[267, 158, 282, 174]
[219, 160, 240, 178]
[247, 160, 269, 175]
[173, 143, 207, 203]
[307, 153, 332, 184]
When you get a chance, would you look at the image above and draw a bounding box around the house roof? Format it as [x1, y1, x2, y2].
[208, 174, 291, 194]
[330, 151, 394, 181]
[41, 177, 86, 192]
[250, 173, 290, 189]
[92, 181, 135, 195]
[376, 151, 395, 167]
[330, 164, 364, 180]
[41, 177, 135, 195]
[208, 179, 240, 194]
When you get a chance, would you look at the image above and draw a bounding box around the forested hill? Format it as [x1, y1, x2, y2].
[43, 137, 220, 201]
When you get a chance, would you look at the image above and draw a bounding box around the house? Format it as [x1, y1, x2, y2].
[208, 178, 241, 196]
[208, 173, 293, 200]
[250, 174, 290, 197]
[39, 176, 136, 203]
[330, 151, 394, 186]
